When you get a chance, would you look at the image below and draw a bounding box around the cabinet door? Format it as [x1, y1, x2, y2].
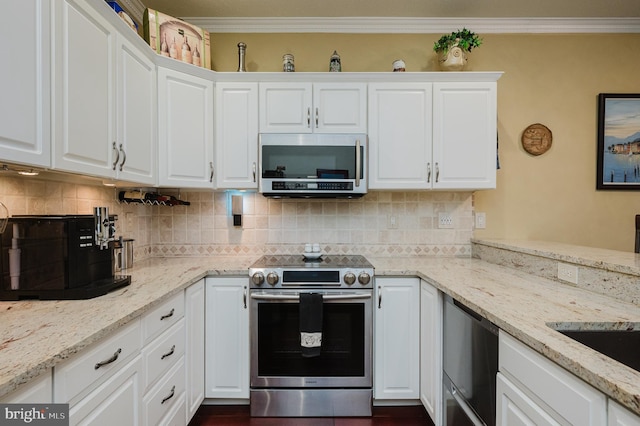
[115, 34, 156, 185]
[432, 82, 497, 190]
[52, 0, 115, 178]
[259, 83, 312, 133]
[0, 0, 51, 168]
[368, 83, 433, 189]
[185, 280, 205, 423]
[313, 83, 367, 133]
[69, 355, 142, 426]
[420, 280, 442, 425]
[609, 400, 640, 426]
[374, 277, 420, 399]
[496, 372, 560, 426]
[215, 83, 258, 189]
[205, 277, 249, 399]
[0, 372, 52, 403]
[157, 67, 214, 188]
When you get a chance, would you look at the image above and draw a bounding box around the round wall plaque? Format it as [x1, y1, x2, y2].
[521, 123, 552, 156]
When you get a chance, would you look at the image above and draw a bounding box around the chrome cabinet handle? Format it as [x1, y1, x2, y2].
[355, 139, 361, 188]
[209, 162, 214, 183]
[427, 162, 431, 183]
[377, 286, 382, 309]
[111, 142, 120, 170]
[307, 107, 311, 127]
[435, 162, 440, 183]
[243, 286, 247, 309]
[161, 345, 176, 360]
[315, 107, 319, 128]
[160, 308, 175, 321]
[118, 144, 126, 171]
[94, 348, 122, 370]
[252, 162, 256, 183]
[161, 385, 175, 405]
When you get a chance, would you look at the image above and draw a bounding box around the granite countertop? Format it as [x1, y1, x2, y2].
[1, 248, 639, 416]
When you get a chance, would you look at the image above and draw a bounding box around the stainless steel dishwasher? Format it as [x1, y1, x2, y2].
[442, 294, 499, 426]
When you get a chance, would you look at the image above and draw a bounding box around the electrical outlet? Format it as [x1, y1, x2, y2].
[388, 215, 398, 229]
[557, 262, 578, 284]
[438, 212, 454, 229]
[475, 212, 486, 229]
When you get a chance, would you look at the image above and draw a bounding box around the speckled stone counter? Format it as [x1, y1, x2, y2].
[1, 247, 639, 417]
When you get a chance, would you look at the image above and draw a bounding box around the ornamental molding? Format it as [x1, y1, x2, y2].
[182, 17, 640, 34]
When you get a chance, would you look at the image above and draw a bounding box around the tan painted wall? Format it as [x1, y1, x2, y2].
[209, 32, 640, 252]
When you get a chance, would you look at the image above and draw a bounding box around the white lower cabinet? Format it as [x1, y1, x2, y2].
[185, 280, 205, 422]
[0, 372, 52, 403]
[419, 280, 442, 425]
[609, 400, 640, 426]
[374, 277, 420, 400]
[498, 331, 607, 426]
[205, 277, 249, 399]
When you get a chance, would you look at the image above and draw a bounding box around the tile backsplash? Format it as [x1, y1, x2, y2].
[0, 175, 475, 259]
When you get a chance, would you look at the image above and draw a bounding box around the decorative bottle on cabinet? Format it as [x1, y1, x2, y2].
[182, 36, 192, 64]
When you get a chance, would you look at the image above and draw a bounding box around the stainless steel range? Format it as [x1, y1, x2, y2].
[249, 254, 374, 417]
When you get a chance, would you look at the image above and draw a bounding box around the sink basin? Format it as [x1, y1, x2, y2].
[546, 322, 640, 373]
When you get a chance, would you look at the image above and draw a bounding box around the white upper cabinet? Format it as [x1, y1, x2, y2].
[52, 0, 115, 177]
[432, 82, 497, 190]
[157, 66, 214, 188]
[368, 79, 498, 191]
[368, 83, 433, 189]
[52, 0, 156, 185]
[215, 82, 259, 189]
[0, 0, 51, 168]
[259, 82, 366, 133]
[114, 34, 156, 185]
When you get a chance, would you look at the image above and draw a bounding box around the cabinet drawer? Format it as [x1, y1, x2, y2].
[499, 331, 606, 426]
[54, 319, 142, 404]
[143, 356, 186, 426]
[142, 318, 185, 391]
[142, 292, 184, 343]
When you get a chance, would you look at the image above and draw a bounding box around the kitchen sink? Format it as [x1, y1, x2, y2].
[546, 322, 640, 373]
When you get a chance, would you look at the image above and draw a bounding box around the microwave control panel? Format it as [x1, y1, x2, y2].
[271, 181, 354, 191]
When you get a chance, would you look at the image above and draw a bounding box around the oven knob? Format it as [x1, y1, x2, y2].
[344, 272, 356, 285]
[266, 272, 279, 286]
[358, 272, 371, 285]
[251, 272, 265, 286]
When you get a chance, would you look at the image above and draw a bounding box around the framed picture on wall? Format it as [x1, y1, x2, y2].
[597, 93, 640, 190]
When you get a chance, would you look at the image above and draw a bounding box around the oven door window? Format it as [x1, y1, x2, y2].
[257, 302, 365, 377]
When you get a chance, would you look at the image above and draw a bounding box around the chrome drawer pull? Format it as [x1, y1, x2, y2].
[94, 348, 122, 370]
[161, 385, 175, 405]
[161, 345, 176, 360]
[160, 308, 175, 321]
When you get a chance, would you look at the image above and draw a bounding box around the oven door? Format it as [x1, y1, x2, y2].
[250, 289, 372, 388]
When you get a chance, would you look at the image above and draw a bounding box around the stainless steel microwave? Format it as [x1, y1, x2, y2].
[258, 133, 367, 198]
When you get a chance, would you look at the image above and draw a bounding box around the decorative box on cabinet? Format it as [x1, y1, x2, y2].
[259, 82, 366, 133]
[0, 0, 51, 168]
[205, 277, 249, 399]
[374, 277, 420, 400]
[157, 66, 214, 188]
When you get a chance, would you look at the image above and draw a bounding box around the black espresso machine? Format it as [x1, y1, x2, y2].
[0, 208, 130, 300]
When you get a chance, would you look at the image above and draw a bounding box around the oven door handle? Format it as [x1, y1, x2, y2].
[250, 293, 372, 301]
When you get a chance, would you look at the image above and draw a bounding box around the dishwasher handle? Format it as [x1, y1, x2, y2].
[445, 294, 499, 336]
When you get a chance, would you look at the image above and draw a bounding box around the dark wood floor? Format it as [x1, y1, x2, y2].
[189, 405, 435, 426]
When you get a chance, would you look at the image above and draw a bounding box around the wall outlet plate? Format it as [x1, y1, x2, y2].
[438, 212, 454, 229]
[475, 212, 486, 229]
[557, 262, 578, 284]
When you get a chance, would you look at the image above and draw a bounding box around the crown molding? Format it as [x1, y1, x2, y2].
[182, 17, 640, 34]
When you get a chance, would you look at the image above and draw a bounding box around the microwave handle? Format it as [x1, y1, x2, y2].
[355, 139, 361, 187]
